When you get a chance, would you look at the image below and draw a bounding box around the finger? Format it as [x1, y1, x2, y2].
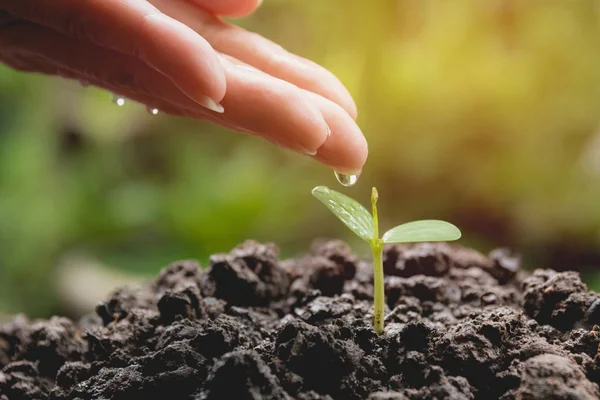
[215, 54, 330, 154]
[211, 28, 359, 119]
[151, 0, 358, 118]
[188, 0, 263, 18]
[0, 20, 224, 117]
[0, 0, 226, 108]
[304, 92, 368, 175]
[210, 54, 367, 174]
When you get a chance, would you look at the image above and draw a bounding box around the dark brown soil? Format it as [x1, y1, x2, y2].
[2, 240, 600, 399]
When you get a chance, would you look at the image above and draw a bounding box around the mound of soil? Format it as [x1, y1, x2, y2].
[2, 240, 600, 399]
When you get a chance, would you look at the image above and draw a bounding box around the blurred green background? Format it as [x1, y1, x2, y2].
[1, 1, 600, 318]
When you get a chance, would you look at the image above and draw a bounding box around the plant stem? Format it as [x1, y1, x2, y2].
[372, 242, 384, 335]
[371, 187, 384, 335]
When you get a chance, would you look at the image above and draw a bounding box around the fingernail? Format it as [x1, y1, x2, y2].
[197, 96, 224, 113]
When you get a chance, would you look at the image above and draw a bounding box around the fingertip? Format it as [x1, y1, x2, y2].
[314, 129, 368, 175]
[305, 92, 368, 174]
[181, 34, 227, 104]
[188, 54, 227, 105]
[141, 13, 227, 104]
[203, 61, 228, 104]
[269, 89, 330, 154]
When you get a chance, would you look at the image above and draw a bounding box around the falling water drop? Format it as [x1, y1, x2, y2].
[147, 107, 159, 116]
[112, 94, 126, 107]
[334, 171, 359, 187]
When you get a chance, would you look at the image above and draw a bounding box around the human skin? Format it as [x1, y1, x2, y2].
[0, 0, 367, 175]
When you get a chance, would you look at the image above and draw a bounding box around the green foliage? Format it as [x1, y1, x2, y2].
[382, 220, 461, 244]
[311, 186, 374, 241]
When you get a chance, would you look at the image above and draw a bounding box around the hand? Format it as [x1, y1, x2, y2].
[0, 0, 367, 175]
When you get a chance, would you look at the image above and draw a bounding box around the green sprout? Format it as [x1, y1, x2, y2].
[312, 186, 461, 335]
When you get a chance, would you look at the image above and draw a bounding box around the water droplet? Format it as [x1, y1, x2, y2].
[112, 94, 126, 107]
[334, 171, 359, 187]
[147, 107, 159, 116]
[79, 80, 90, 88]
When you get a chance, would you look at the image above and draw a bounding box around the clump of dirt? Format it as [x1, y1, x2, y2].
[2, 240, 600, 399]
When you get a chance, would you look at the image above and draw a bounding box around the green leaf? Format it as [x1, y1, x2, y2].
[382, 220, 461, 244]
[312, 186, 374, 241]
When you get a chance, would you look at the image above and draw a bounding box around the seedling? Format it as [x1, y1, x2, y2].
[312, 186, 461, 335]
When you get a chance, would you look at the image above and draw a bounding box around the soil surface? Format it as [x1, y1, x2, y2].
[3, 240, 600, 399]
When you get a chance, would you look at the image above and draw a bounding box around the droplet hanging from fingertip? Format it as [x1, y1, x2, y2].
[334, 171, 359, 187]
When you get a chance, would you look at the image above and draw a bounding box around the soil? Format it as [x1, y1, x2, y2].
[2, 240, 600, 399]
